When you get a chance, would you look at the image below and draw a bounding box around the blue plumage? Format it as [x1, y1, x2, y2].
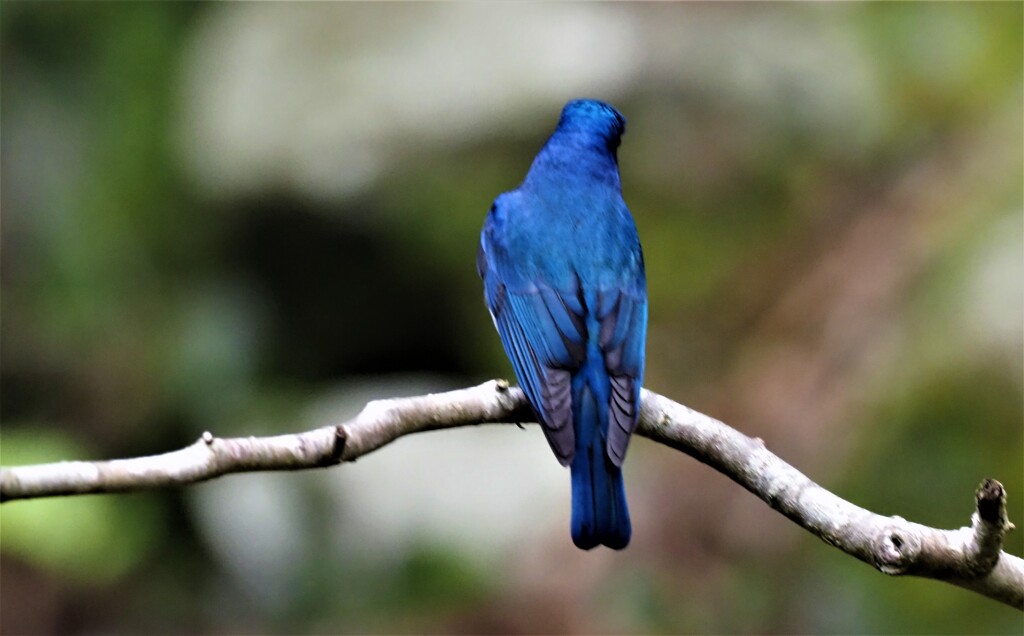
[478, 99, 647, 550]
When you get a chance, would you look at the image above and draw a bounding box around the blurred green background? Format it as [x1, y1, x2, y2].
[1, 2, 1021, 634]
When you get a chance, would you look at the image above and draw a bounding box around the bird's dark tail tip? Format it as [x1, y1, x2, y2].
[570, 437, 632, 551]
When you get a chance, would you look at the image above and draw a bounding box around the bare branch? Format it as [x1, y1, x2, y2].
[637, 390, 1022, 610]
[1, 381, 1020, 609]
[0, 381, 531, 500]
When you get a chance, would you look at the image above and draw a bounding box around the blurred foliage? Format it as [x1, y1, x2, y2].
[2, 2, 1021, 634]
[0, 428, 161, 583]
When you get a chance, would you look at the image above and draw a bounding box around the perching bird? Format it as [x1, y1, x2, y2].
[478, 99, 647, 550]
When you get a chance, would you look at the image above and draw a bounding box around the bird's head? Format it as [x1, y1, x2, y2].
[556, 99, 626, 148]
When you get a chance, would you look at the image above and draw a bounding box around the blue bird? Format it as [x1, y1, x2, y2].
[478, 99, 647, 550]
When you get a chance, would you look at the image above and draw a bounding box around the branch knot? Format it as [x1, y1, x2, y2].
[874, 518, 920, 575]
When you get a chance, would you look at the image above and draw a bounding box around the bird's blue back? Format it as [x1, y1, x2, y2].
[478, 99, 647, 549]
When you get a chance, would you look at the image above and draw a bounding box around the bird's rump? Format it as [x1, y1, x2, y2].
[481, 232, 645, 467]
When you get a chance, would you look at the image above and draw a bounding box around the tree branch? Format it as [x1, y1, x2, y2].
[1, 381, 1020, 609]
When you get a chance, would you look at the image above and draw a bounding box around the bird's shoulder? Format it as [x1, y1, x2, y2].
[480, 190, 559, 286]
[481, 188, 643, 292]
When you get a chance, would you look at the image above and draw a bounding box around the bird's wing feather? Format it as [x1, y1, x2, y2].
[598, 288, 647, 466]
[480, 236, 586, 464]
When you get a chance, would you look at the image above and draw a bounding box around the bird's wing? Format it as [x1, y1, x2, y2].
[479, 224, 585, 466]
[596, 286, 647, 467]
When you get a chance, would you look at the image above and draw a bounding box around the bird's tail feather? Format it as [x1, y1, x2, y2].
[570, 384, 631, 550]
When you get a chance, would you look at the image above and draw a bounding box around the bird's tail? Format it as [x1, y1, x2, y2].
[570, 383, 631, 550]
